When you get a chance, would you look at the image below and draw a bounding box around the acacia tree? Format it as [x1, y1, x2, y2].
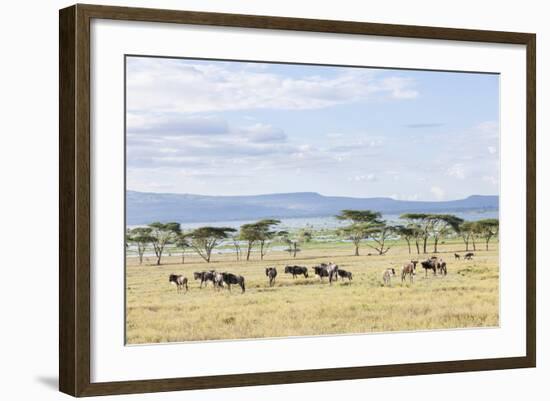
[186, 226, 236, 263]
[336, 210, 383, 256]
[460, 221, 478, 251]
[394, 225, 416, 254]
[148, 222, 181, 265]
[408, 223, 423, 254]
[279, 230, 302, 258]
[175, 233, 190, 264]
[279, 230, 294, 258]
[289, 240, 300, 258]
[459, 221, 472, 251]
[256, 219, 281, 260]
[239, 219, 281, 261]
[240, 223, 260, 261]
[298, 227, 313, 244]
[476, 218, 499, 250]
[400, 213, 462, 253]
[127, 227, 154, 265]
[364, 222, 395, 255]
[429, 214, 463, 253]
[229, 233, 242, 261]
[400, 213, 435, 254]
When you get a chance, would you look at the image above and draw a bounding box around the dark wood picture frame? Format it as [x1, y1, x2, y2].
[59, 3, 536, 397]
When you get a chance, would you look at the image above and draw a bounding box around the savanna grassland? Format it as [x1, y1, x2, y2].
[126, 239, 499, 344]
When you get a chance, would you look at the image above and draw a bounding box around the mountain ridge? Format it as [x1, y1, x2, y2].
[126, 190, 498, 225]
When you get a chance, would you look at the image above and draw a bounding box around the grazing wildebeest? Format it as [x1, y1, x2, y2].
[401, 260, 418, 283]
[437, 258, 448, 275]
[265, 267, 277, 287]
[337, 269, 353, 281]
[168, 274, 188, 292]
[464, 252, 474, 260]
[313, 263, 338, 284]
[213, 272, 225, 289]
[284, 265, 308, 279]
[454, 253, 461, 260]
[313, 265, 329, 280]
[193, 270, 215, 288]
[326, 262, 339, 284]
[221, 272, 246, 293]
[421, 259, 437, 277]
[383, 268, 396, 286]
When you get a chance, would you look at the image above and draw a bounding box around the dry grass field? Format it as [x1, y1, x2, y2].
[126, 240, 499, 344]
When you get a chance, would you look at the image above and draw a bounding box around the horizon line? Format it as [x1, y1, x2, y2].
[126, 189, 498, 202]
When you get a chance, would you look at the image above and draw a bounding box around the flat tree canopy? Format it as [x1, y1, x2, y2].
[476, 218, 499, 250]
[336, 209, 384, 256]
[336, 210, 382, 223]
[239, 219, 281, 260]
[148, 222, 181, 265]
[400, 213, 463, 253]
[186, 226, 237, 263]
[127, 227, 155, 264]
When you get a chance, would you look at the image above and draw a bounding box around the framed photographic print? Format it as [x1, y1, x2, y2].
[59, 4, 536, 397]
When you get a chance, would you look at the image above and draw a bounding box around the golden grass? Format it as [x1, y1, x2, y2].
[126, 240, 499, 344]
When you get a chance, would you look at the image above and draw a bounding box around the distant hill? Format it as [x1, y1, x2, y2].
[126, 190, 498, 225]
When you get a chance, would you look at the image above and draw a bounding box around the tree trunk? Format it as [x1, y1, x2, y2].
[246, 243, 252, 261]
[463, 236, 469, 251]
[377, 239, 386, 255]
[485, 237, 490, 251]
[354, 242, 360, 256]
[153, 244, 163, 265]
[423, 236, 428, 254]
[260, 241, 264, 261]
[293, 243, 297, 258]
[433, 236, 439, 253]
[181, 252, 185, 264]
[405, 239, 411, 254]
[472, 237, 477, 251]
[415, 239, 420, 254]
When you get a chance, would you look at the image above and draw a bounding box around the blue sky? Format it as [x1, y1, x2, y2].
[126, 56, 499, 201]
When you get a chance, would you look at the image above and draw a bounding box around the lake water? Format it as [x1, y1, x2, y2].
[128, 210, 498, 232]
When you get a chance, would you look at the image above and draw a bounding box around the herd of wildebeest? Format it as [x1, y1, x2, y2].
[168, 251, 476, 294]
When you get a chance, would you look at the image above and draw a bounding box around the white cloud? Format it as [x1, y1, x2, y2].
[446, 163, 466, 179]
[348, 173, 377, 182]
[482, 175, 499, 186]
[475, 121, 499, 138]
[430, 186, 446, 200]
[125, 58, 499, 199]
[127, 113, 228, 136]
[236, 123, 287, 143]
[327, 137, 382, 153]
[379, 77, 419, 99]
[476, 120, 498, 132]
[334, 155, 348, 162]
[126, 58, 418, 114]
